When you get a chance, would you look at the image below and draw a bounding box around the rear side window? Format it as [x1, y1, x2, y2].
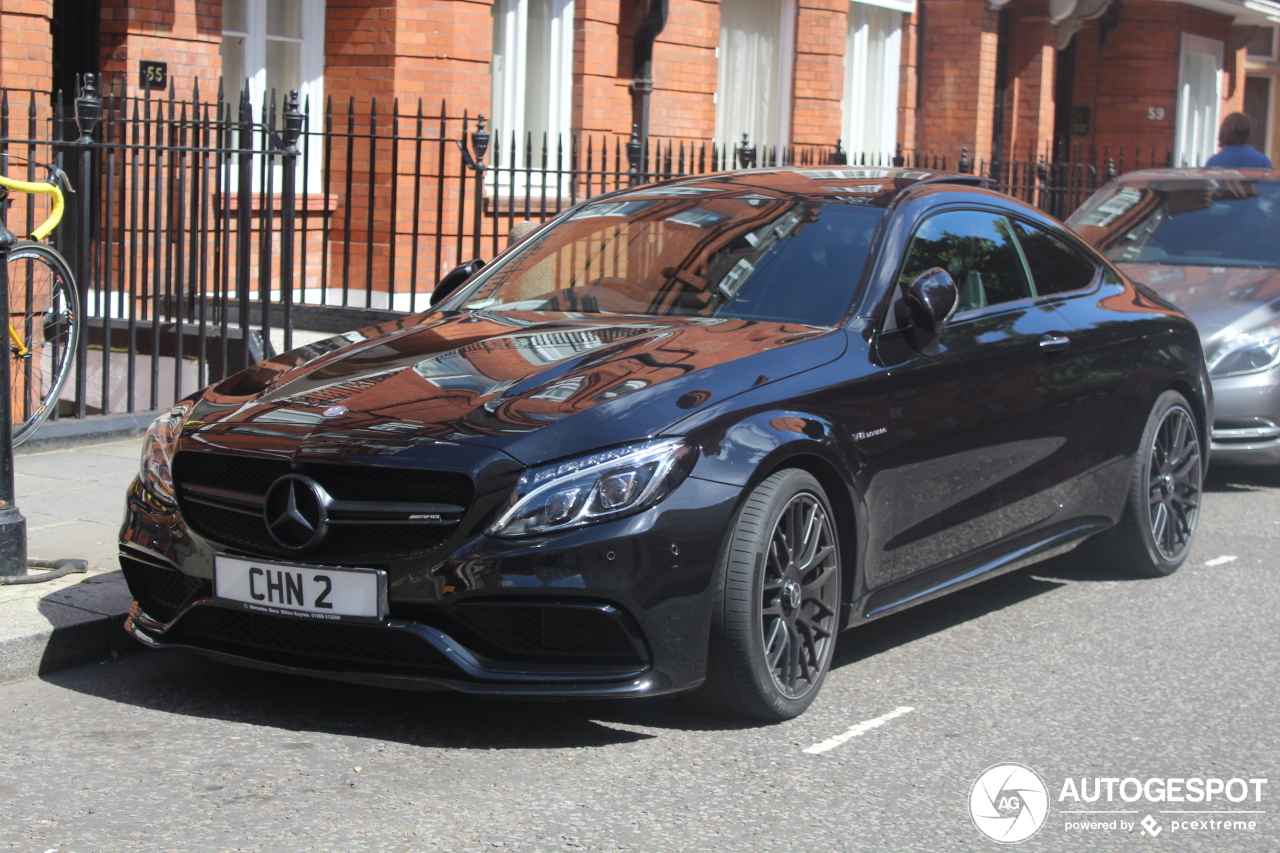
[898, 210, 1032, 313]
[1010, 220, 1098, 295]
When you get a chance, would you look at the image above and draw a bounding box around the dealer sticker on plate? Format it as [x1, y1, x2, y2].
[214, 555, 386, 622]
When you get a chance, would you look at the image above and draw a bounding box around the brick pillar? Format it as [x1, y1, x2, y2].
[898, 11, 918, 157]
[0, 0, 54, 98]
[1223, 41, 1247, 119]
[648, 0, 718, 143]
[573, 0, 635, 137]
[1005, 0, 1056, 162]
[790, 0, 844, 147]
[916, 0, 998, 165]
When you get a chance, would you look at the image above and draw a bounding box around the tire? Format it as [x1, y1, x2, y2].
[6, 240, 79, 447]
[690, 469, 843, 721]
[1097, 390, 1204, 577]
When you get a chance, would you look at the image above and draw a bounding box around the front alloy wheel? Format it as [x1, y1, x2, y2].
[761, 491, 840, 700]
[693, 469, 842, 720]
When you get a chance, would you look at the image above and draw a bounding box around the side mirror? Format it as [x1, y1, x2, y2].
[430, 258, 485, 307]
[902, 267, 959, 340]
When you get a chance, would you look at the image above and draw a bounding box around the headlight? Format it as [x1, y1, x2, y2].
[487, 438, 698, 537]
[139, 403, 191, 505]
[1208, 327, 1280, 377]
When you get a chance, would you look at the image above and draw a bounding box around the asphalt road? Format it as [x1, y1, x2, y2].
[2, 464, 1278, 853]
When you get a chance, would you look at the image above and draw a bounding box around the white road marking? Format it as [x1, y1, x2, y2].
[1204, 555, 1238, 567]
[803, 706, 914, 755]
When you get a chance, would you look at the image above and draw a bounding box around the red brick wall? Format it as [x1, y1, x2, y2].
[98, 0, 221, 100]
[898, 11, 918, 156]
[573, 0, 636, 136]
[791, 0, 844, 146]
[648, 0, 717, 141]
[1069, 0, 1237, 162]
[1004, 0, 1056, 161]
[0, 0, 54, 97]
[915, 0, 999, 164]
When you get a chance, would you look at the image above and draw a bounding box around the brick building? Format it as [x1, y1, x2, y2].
[5, 0, 1280, 169]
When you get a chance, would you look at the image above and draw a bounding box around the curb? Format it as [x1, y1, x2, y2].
[0, 575, 142, 685]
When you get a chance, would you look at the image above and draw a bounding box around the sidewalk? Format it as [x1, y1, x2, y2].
[0, 439, 142, 683]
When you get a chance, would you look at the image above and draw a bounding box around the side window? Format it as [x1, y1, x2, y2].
[898, 210, 1032, 313]
[1011, 220, 1099, 295]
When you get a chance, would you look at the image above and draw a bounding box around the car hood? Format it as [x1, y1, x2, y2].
[1118, 263, 1280, 357]
[186, 311, 845, 465]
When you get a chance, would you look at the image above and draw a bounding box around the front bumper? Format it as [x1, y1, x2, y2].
[1209, 369, 1280, 465]
[119, 473, 741, 698]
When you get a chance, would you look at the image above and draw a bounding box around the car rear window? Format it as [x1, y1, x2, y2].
[1069, 179, 1280, 268]
[459, 197, 885, 326]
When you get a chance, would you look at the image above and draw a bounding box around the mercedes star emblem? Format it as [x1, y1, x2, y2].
[263, 474, 329, 550]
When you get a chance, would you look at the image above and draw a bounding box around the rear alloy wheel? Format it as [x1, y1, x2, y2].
[692, 469, 842, 720]
[1102, 390, 1203, 577]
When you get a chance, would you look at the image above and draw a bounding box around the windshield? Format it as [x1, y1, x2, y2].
[458, 195, 885, 326]
[1069, 178, 1280, 268]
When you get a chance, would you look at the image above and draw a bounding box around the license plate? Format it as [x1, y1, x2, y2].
[214, 555, 386, 623]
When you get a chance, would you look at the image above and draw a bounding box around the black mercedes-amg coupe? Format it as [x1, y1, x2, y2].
[120, 167, 1210, 720]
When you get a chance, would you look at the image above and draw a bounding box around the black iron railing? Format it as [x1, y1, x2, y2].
[0, 76, 1173, 425]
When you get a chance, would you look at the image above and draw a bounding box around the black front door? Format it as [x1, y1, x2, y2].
[52, 0, 99, 108]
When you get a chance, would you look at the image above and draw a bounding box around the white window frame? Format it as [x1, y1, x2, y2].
[714, 0, 798, 153]
[221, 0, 325, 187]
[489, 0, 575, 196]
[1175, 32, 1224, 168]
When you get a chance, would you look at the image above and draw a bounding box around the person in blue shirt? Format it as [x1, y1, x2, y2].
[1205, 112, 1273, 168]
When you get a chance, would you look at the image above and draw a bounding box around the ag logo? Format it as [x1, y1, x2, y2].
[969, 763, 1050, 844]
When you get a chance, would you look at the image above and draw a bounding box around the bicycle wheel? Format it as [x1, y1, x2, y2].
[6, 240, 79, 446]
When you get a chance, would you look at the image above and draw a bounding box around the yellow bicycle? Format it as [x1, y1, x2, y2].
[1, 156, 80, 446]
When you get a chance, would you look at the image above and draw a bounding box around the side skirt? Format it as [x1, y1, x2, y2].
[845, 518, 1111, 627]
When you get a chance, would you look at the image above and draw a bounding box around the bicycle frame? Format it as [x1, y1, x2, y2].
[2, 167, 68, 359]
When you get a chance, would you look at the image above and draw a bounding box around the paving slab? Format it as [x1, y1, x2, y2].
[1, 439, 144, 685]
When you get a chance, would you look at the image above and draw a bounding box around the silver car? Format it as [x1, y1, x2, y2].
[1070, 168, 1280, 465]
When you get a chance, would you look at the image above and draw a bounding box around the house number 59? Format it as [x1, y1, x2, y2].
[1148, 107, 1166, 121]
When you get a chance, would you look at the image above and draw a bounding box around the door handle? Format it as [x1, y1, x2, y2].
[1039, 333, 1071, 352]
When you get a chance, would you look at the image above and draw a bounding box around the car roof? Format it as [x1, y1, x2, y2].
[1107, 167, 1280, 184]
[595, 166, 993, 209]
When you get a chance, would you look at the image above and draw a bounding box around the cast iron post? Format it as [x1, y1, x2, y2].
[278, 90, 303, 352]
[626, 125, 642, 186]
[737, 133, 756, 169]
[73, 74, 101, 419]
[469, 115, 489, 260]
[0, 215, 27, 576]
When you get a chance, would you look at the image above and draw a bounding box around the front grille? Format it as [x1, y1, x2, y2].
[166, 606, 457, 677]
[449, 602, 646, 664]
[121, 558, 211, 622]
[177, 452, 473, 505]
[180, 453, 292, 496]
[174, 451, 473, 563]
[181, 502, 456, 562]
